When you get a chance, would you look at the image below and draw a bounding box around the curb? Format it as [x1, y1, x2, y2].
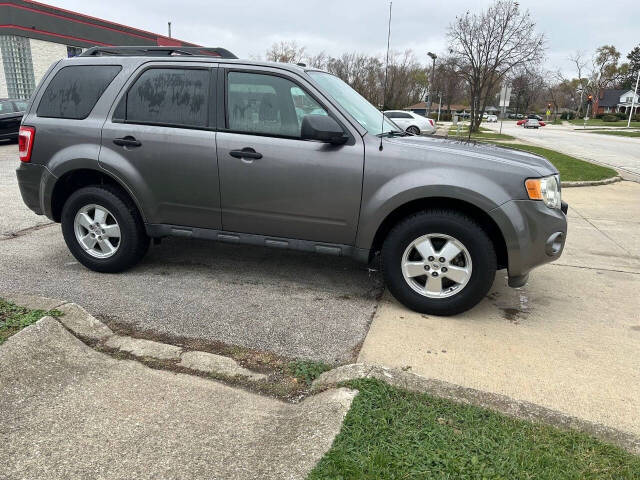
[1, 293, 268, 383]
[312, 364, 640, 455]
[561, 175, 622, 188]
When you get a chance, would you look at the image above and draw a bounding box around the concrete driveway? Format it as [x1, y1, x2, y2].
[0, 143, 381, 363]
[485, 121, 640, 178]
[359, 181, 640, 438]
[0, 316, 355, 480]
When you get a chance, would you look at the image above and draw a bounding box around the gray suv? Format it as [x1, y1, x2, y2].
[16, 47, 567, 315]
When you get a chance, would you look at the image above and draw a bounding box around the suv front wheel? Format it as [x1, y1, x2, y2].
[382, 210, 497, 315]
[61, 186, 149, 272]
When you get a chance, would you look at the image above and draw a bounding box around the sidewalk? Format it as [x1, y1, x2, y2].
[0, 317, 355, 480]
[358, 181, 640, 438]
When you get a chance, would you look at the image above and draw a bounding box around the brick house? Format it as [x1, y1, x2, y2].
[594, 89, 639, 116]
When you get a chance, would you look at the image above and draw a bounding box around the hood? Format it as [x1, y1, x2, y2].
[385, 135, 557, 176]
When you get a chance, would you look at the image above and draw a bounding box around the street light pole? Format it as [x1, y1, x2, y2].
[627, 69, 640, 128]
[427, 52, 437, 117]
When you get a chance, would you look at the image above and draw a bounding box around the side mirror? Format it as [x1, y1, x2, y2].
[301, 115, 348, 145]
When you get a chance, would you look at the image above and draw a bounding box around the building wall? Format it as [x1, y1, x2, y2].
[30, 38, 68, 88]
[0, 42, 8, 98]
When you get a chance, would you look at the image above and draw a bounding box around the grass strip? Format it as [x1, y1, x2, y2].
[490, 143, 618, 181]
[309, 378, 640, 480]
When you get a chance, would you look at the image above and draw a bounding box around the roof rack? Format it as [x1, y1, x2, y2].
[80, 46, 238, 59]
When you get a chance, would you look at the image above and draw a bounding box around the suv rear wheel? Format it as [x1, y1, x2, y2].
[61, 186, 149, 272]
[381, 210, 497, 315]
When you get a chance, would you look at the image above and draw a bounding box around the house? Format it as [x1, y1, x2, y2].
[594, 89, 639, 115]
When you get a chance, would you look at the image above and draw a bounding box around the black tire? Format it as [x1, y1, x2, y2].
[406, 126, 420, 135]
[381, 209, 497, 316]
[61, 185, 149, 273]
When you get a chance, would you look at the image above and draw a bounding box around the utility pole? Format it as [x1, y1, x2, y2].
[628, 69, 640, 128]
[437, 92, 442, 123]
[426, 52, 437, 117]
[168, 21, 172, 38]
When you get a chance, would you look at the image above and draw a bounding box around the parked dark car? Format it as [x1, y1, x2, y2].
[0, 98, 28, 141]
[16, 47, 567, 316]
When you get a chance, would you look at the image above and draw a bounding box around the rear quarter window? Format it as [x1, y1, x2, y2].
[37, 65, 121, 119]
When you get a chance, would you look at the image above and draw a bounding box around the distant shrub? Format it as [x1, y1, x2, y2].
[632, 114, 640, 122]
[602, 115, 619, 122]
[615, 112, 628, 120]
[438, 113, 452, 121]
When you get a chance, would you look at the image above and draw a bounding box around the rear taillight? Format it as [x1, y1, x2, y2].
[428, 119, 435, 127]
[18, 126, 35, 163]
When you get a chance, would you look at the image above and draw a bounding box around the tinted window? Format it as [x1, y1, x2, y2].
[227, 71, 327, 137]
[0, 101, 16, 113]
[385, 112, 412, 119]
[118, 68, 210, 128]
[37, 65, 121, 119]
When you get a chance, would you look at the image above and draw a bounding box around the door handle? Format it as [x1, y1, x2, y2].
[113, 136, 142, 148]
[229, 147, 262, 160]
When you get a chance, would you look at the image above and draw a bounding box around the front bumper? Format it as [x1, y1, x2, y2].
[490, 199, 568, 286]
[16, 162, 48, 215]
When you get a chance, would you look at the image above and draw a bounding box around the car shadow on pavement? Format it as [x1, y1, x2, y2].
[1, 226, 383, 363]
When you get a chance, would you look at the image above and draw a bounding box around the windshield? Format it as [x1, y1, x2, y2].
[307, 71, 399, 136]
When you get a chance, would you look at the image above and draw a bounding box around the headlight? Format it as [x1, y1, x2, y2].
[525, 175, 561, 209]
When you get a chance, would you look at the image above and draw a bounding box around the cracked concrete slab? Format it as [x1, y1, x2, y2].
[105, 334, 183, 360]
[57, 302, 114, 342]
[0, 317, 356, 480]
[179, 350, 267, 381]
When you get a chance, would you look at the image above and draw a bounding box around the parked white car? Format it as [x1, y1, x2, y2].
[384, 110, 436, 135]
[486, 114, 498, 122]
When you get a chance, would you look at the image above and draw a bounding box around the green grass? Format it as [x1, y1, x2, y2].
[490, 143, 618, 181]
[287, 360, 332, 386]
[448, 125, 515, 141]
[309, 379, 640, 480]
[0, 298, 62, 344]
[569, 118, 640, 128]
[586, 130, 640, 137]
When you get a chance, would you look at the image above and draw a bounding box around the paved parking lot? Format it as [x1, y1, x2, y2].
[0, 143, 381, 363]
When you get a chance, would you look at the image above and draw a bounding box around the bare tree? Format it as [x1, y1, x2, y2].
[266, 41, 306, 63]
[264, 43, 431, 110]
[568, 50, 588, 115]
[433, 55, 464, 112]
[447, 0, 545, 133]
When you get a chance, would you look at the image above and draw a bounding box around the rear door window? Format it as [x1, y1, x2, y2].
[37, 65, 121, 119]
[114, 68, 210, 129]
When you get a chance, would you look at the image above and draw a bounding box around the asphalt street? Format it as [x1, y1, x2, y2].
[0, 142, 382, 363]
[485, 121, 640, 178]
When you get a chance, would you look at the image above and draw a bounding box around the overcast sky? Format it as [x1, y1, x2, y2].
[48, 0, 639, 77]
